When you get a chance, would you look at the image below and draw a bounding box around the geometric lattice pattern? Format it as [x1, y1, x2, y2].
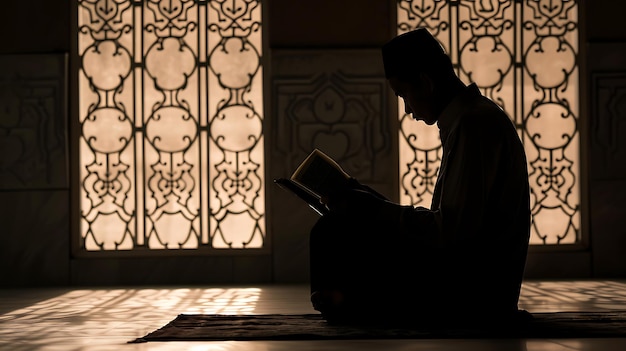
[78, 0, 264, 251]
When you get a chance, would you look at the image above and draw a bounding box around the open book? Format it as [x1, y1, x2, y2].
[274, 149, 351, 216]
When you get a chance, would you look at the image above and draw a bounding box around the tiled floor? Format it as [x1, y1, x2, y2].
[1, 280, 626, 350]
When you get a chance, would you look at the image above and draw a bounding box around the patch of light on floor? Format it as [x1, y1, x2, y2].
[519, 280, 626, 312]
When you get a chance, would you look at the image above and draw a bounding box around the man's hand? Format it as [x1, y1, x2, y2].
[344, 178, 388, 201]
[325, 188, 383, 217]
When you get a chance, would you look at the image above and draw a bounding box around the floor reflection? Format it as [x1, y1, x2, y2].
[1, 281, 626, 351]
[0, 287, 262, 350]
[519, 280, 626, 311]
[2, 287, 261, 316]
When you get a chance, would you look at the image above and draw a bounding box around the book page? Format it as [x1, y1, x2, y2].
[290, 149, 350, 198]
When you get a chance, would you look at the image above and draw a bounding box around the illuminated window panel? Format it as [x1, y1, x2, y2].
[78, 0, 265, 251]
[397, 0, 579, 245]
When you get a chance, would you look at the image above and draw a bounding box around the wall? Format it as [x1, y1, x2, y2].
[585, 1, 626, 276]
[1, 1, 625, 286]
[0, 1, 71, 286]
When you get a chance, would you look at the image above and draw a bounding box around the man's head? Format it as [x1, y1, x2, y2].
[382, 28, 457, 125]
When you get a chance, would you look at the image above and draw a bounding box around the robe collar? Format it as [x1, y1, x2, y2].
[436, 83, 481, 144]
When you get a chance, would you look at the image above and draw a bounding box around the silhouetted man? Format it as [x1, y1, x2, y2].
[309, 28, 531, 326]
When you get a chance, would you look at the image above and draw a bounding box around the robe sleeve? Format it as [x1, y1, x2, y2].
[375, 107, 513, 249]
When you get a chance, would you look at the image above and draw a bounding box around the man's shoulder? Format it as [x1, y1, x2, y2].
[459, 96, 512, 127]
[451, 98, 518, 146]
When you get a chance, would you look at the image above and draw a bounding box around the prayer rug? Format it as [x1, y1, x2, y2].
[130, 311, 626, 342]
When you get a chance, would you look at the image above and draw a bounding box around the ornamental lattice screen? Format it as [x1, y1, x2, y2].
[78, 0, 265, 251]
[77, 0, 580, 253]
[397, 0, 580, 245]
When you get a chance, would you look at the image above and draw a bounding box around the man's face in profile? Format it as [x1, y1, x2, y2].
[388, 76, 438, 125]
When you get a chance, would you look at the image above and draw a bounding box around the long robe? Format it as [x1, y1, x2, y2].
[310, 83, 530, 323]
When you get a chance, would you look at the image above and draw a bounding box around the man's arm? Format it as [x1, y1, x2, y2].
[325, 183, 442, 245]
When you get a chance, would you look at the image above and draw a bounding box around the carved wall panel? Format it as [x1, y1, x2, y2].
[270, 50, 395, 191]
[268, 50, 395, 282]
[587, 42, 626, 277]
[590, 73, 626, 179]
[0, 54, 69, 286]
[0, 54, 67, 190]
